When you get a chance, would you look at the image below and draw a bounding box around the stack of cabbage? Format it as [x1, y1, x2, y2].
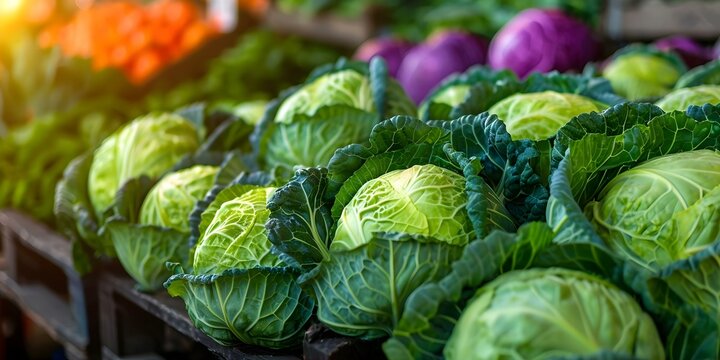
[54, 55, 720, 358]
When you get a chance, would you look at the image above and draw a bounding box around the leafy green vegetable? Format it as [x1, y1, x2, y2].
[419, 66, 518, 121]
[139, 165, 219, 233]
[88, 113, 201, 217]
[103, 165, 219, 291]
[421, 72, 621, 222]
[192, 186, 284, 273]
[547, 102, 720, 357]
[588, 150, 720, 269]
[656, 85, 720, 112]
[603, 45, 686, 101]
[253, 58, 417, 169]
[275, 70, 375, 124]
[267, 115, 516, 339]
[488, 91, 604, 141]
[165, 174, 313, 348]
[383, 220, 670, 360]
[0, 99, 130, 224]
[445, 268, 665, 360]
[55, 111, 207, 274]
[333, 165, 476, 250]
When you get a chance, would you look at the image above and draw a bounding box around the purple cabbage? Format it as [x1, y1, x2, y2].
[488, 8, 598, 79]
[396, 31, 489, 104]
[353, 37, 415, 78]
[654, 36, 713, 68]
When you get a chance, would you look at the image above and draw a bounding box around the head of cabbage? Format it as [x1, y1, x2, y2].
[192, 185, 284, 274]
[165, 182, 313, 348]
[139, 165, 219, 233]
[588, 150, 720, 269]
[488, 91, 604, 141]
[332, 164, 476, 251]
[255, 59, 417, 169]
[445, 268, 665, 360]
[603, 47, 686, 101]
[656, 85, 720, 112]
[88, 113, 200, 216]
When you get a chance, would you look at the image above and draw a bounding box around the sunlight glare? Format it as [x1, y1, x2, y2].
[0, 0, 23, 16]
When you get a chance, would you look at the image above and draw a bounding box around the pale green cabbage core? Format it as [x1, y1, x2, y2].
[232, 100, 268, 125]
[139, 165, 219, 232]
[433, 85, 471, 108]
[88, 114, 200, 215]
[275, 70, 375, 124]
[445, 268, 665, 360]
[656, 85, 720, 112]
[589, 150, 720, 268]
[604, 54, 681, 100]
[488, 91, 602, 141]
[193, 187, 283, 274]
[332, 164, 473, 251]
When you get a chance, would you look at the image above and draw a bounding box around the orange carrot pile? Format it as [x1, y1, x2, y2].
[39, 0, 219, 84]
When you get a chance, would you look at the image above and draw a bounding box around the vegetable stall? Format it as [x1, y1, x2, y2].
[1, 0, 720, 359]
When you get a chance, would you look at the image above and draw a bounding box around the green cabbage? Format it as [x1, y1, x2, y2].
[603, 52, 683, 101]
[332, 164, 474, 250]
[445, 268, 665, 360]
[546, 103, 720, 356]
[267, 116, 517, 340]
[656, 85, 720, 112]
[88, 113, 200, 215]
[488, 91, 603, 141]
[588, 150, 720, 268]
[165, 182, 313, 348]
[429, 85, 471, 108]
[254, 59, 416, 169]
[139, 165, 218, 233]
[192, 186, 284, 274]
[275, 70, 375, 124]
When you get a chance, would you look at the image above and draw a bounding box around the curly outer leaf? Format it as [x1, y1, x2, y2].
[369, 56, 388, 117]
[307, 232, 464, 341]
[165, 265, 314, 349]
[661, 241, 720, 319]
[686, 103, 720, 123]
[326, 116, 446, 196]
[553, 103, 664, 168]
[266, 167, 333, 269]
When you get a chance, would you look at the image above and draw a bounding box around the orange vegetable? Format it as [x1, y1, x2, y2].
[129, 49, 164, 83]
[38, 0, 217, 84]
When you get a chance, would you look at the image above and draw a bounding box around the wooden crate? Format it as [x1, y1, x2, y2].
[263, 5, 382, 49]
[603, 0, 720, 40]
[303, 323, 385, 360]
[98, 272, 301, 359]
[0, 210, 102, 360]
